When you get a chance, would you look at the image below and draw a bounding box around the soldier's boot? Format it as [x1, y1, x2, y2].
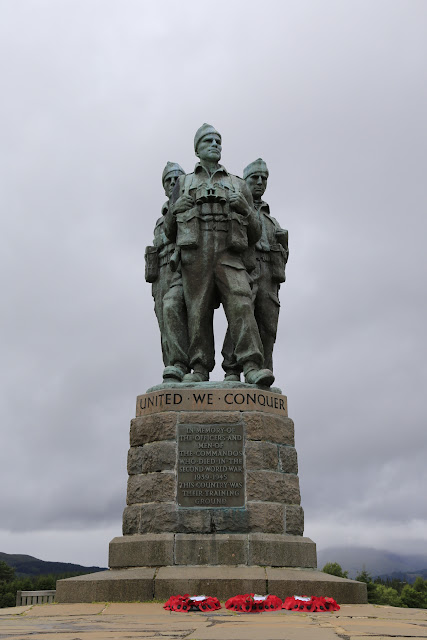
[224, 372, 241, 382]
[163, 362, 187, 383]
[182, 365, 209, 383]
[244, 362, 275, 387]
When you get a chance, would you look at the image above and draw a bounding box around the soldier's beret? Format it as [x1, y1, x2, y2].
[243, 158, 269, 180]
[194, 124, 221, 151]
[162, 162, 185, 185]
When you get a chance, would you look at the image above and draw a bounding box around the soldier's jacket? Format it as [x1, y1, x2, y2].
[145, 202, 175, 283]
[164, 164, 261, 265]
[254, 200, 289, 283]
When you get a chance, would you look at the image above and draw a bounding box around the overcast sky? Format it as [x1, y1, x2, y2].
[0, 0, 426, 568]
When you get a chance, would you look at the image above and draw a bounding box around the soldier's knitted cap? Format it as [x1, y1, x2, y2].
[194, 124, 221, 151]
[243, 158, 269, 180]
[162, 161, 185, 185]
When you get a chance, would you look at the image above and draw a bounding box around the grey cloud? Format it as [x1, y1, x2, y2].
[1, 0, 426, 562]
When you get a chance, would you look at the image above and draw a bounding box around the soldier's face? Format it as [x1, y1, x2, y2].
[163, 173, 181, 198]
[196, 134, 222, 162]
[246, 172, 268, 198]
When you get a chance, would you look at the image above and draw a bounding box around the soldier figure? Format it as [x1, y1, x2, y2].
[145, 162, 189, 383]
[222, 159, 288, 378]
[164, 125, 275, 387]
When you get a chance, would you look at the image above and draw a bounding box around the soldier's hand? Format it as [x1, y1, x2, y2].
[172, 195, 194, 214]
[229, 192, 250, 216]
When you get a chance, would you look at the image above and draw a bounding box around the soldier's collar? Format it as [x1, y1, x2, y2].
[254, 199, 270, 214]
[161, 201, 169, 216]
[194, 162, 229, 177]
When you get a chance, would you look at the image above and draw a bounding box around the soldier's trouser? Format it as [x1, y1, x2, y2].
[222, 260, 280, 372]
[162, 274, 189, 368]
[153, 267, 188, 368]
[181, 249, 264, 373]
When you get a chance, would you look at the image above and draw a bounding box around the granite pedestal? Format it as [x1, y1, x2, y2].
[56, 384, 367, 603]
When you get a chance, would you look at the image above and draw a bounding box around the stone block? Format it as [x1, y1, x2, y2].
[248, 533, 317, 568]
[285, 505, 304, 535]
[122, 505, 141, 535]
[130, 412, 177, 446]
[245, 441, 278, 470]
[55, 568, 156, 603]
[137, 503, 211, 534]
[243, 412, 294, 445]
[210, 508, 249, 532]
[155, 566, 266, 601]
[246, 470, 301, 504]
[127, 472, 175, 504]
[109, 534, 174, 568]
[178, 411, 242, 425]
[279, 445, 298, 474]
[127, 447, 142, 475]
[247, 502, 285, 533]
[174, 534, 248, 565]
[127, 443, 176, 475]
[141, 441, 176, 473]
[266, 568, 367, 603]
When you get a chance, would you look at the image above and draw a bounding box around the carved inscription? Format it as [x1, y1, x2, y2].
[177, 423, 245, 508]
[137, 389, 287, 417]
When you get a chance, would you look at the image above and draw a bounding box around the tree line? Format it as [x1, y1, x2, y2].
[0, 560, 94, 608]
[322, 562, 427, 608]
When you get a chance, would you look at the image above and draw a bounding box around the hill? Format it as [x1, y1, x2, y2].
[0, 552, 106, 578]
[317, 546, 427, 580]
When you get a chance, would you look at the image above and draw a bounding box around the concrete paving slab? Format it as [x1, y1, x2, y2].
[1, 603, 427, 640]
[337, 617, 427, 636]
[0, 606, 32, 616]
[22, 603, 107, 616]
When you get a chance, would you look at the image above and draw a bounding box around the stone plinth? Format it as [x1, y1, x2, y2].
[56, 384, 367, 604]
[124, 385, 302, 539]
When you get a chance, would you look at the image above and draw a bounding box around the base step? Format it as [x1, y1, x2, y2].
[56, 565, 367, 604]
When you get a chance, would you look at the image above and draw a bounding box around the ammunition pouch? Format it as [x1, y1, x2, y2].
[145, 246, 159, 283]
[176, 208, 199, 249]
[270, 244, 287, 283]
[241, 247, 257, 272]
[228, 212, 248, 253]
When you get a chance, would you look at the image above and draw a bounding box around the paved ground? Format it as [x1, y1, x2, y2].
[1, 602, 427, 639]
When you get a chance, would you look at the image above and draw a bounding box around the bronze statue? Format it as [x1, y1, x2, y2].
[222, 159, 288, 378]
[164, 125, 275, 386]
[145, 162, 189, 383]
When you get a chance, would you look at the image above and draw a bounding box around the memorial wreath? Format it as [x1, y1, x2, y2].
[282, 595, 340, 612]
[163, 594, 221, 612]
[225, 593, 283, 613]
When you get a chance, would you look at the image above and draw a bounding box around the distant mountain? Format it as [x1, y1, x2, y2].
[317, 546, 427, 580]
[377, 568, 427, 584]
[0, 552, 107, 578]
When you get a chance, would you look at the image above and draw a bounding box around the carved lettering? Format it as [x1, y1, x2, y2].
[177, 423, 245, 507]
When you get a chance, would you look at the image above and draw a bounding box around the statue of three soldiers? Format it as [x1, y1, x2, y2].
[145, 124, 288, 388]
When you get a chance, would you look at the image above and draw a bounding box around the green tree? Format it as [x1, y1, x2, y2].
[371, 584, 401, 606]
[400, 584, 427, 609]
[322, 562, 349, 578]
[355, 568, 377, 602]
[413, 577, 427, 594]
[0, 561, 15, 583]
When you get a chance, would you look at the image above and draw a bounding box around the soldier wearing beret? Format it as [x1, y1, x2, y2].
[222, 159, 288, 378]
[145, 162, 189, 382]
[164, 125, 274, 387]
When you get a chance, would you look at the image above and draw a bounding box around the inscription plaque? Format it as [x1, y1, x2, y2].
[177, 423, 245, 508]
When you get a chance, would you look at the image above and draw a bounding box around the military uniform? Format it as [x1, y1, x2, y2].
[222, 199, 288, 373]
[146, 201, 189, 371]
[165, 163, 264, 375]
